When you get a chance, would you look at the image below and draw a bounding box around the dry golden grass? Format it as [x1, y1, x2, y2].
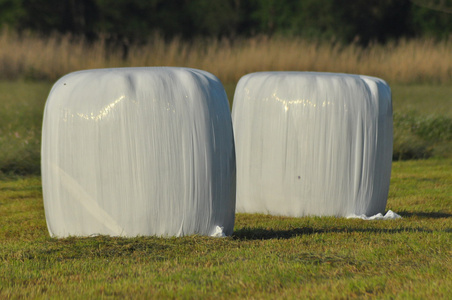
[1, 29, 451, 84]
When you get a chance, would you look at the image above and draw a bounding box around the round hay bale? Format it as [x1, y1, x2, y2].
[42, 67, 236, 237]
[232, 72, 392, 217]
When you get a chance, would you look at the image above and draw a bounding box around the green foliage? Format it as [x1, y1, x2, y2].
[290, 0, 340, 40]
[411, 0, 452, 39]
[1, 0, 451, 43]
[0, 81, 49, 176]
[393, 112, 452, 160]
[94, 0, 190, 40]
[0, 159, 451, 298]
[0, 0, 24, 27]
[186, 0, 241, 37]
[414, 114, 452, 142]
[250, 0, 414, 43]
[390, 84, 452, 160]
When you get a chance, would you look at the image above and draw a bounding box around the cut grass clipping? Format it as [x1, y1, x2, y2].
[1, 159, 451, 298]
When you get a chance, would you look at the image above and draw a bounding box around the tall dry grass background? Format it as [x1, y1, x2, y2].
[1, 28, 451, 84]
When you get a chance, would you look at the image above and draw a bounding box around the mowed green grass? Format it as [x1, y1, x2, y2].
[0, 159, 451, 298]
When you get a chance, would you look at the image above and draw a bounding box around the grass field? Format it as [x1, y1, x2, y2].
[0, 158, 451, 298]
[0, 31, 451, 298]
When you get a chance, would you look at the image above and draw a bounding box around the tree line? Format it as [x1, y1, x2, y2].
[0, 0, 451, 45]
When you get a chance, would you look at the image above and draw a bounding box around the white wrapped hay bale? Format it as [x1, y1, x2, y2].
[42, 67, 236, 237]
[232, 72, 392, 217]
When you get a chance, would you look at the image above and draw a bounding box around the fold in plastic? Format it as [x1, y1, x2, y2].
[232, 72, 393, 217]
[41, 67, 236, 237]
[347, 210, 401, 220]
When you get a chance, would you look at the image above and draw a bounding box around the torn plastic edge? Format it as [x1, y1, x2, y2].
[346, 210, 402, 220]
[210, 226, 226, 237]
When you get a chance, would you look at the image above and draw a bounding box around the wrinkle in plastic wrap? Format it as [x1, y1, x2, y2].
[41, 67, 236, 237]
[232, 72, 393, 217]
[347, 210, 401, 220]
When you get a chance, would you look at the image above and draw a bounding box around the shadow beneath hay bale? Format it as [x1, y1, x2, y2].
[232, 226, 436, 241]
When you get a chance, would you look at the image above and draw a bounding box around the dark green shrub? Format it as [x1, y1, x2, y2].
[392, 112, 452, 160]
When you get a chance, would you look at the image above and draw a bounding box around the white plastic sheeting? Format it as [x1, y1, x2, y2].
[347, 210, 401, 220]
[41, 67, 236, 238]
[232, 72, 393, 218]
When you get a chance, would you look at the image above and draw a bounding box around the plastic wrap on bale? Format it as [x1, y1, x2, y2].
[41, 67, 236, 238]
[232, 72, 393, 217]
